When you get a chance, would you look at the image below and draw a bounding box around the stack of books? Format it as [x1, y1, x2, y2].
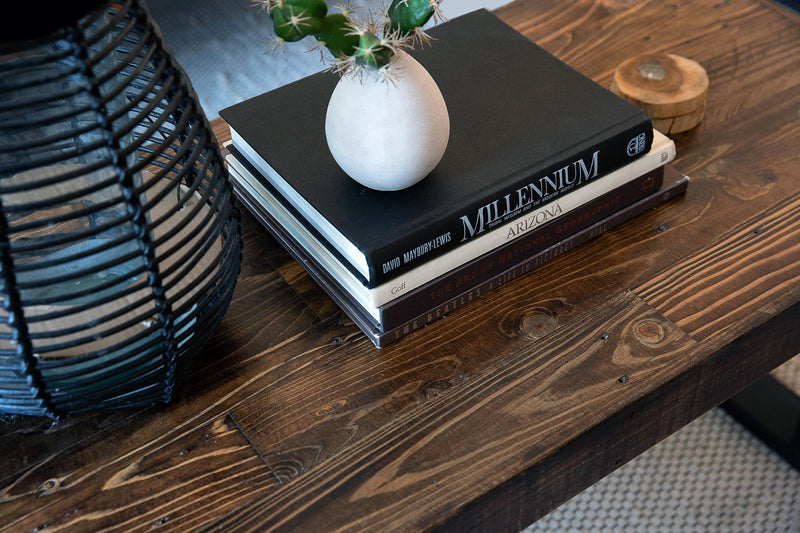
[220, 9, 689, 347]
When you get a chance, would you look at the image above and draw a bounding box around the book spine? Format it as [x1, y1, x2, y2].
[368, 122, 653, 286]
[374, 169, 689, 347]
[366, 132, 673, 306]
[377, 167, 663, 330]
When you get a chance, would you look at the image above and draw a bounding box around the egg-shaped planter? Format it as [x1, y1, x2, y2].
[324, 51, 450, 191]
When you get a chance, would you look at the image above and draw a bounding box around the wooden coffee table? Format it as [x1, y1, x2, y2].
[3, 0, 800, 530]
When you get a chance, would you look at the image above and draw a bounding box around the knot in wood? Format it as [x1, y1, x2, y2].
[316, 399, 347, 416]
[422, 381, 452, 402]
[637, 61, 667, 81]
[39, 478, 61, 494]
[633, 319, 665, 345]
[517, 308, 558, 340]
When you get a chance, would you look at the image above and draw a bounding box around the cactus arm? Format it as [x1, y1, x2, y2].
[270, 8, 310, 41]
[353, 32, 394, 68]
[314, 13, 360, 59]
[269, 0, 328, 41]
[387, 0, 437, 34]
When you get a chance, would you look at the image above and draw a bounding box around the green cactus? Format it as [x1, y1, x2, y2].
[314, 13, 359, 59]
[387, 0, 438, 34]
[353, 32, 394, 68]
[269, 0, 328, 41]
[257, 0, 443, 73]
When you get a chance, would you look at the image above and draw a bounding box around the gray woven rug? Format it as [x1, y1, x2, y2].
[147, 2, 800, 530]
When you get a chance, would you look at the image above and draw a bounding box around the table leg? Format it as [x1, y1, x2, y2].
[722, 374, 800, 470]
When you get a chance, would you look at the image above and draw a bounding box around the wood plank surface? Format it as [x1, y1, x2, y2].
[201, 291, 699, 532]
[637, 188, 800, 348]
[3, 0, 800, 531]
[2, 415, 278, 531]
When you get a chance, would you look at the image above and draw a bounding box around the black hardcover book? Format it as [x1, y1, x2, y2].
[231, 164, 688, 347]
[220, 9, 653, 288]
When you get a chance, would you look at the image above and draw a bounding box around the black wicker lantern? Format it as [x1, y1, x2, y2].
[0, 1, 242, 417]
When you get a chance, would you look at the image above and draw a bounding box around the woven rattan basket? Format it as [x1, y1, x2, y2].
[0, 0, 242, 417]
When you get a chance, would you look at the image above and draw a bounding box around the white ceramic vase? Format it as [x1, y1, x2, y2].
[324, 51, 450, 191]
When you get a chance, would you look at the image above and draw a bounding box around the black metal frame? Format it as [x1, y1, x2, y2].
[723, 374, 800, 470]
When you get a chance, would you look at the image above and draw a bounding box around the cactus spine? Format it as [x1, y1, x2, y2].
[255, 1, 442, 73]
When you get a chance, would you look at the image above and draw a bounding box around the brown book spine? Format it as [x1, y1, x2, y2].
[378, 167, 664, 330]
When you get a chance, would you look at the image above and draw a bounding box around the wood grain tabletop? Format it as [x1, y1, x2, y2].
[3, 0, 800, 531]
